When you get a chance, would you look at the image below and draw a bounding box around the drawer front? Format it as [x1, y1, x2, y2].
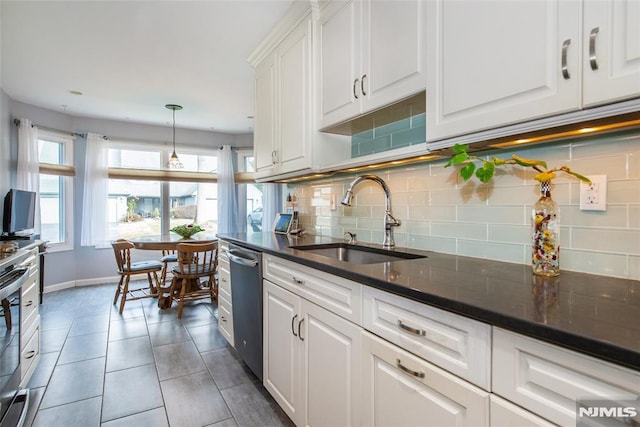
[21, 324, 40, 381]
[19, 248, 39, 277]
[263, 254, 362, 324]
[218, 295, 234, 346]
[363, 286, 491, 390]
[21, 275, 39, 330]
[218, 263, 231, 296]
[219, 240, 229, 262]
[493, 328, 640, 427]
[362, 331, 489, 427]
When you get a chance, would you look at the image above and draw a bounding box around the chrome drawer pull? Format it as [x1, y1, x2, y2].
[398, 320, 426, 336]
[292, 277, 305, 285]
[589, 27, 600, 70]
[25, 350, 36, 359]
[561, 38, 571, 80]
[221, 277, 227, 283]
[24, 300, 33, 307]
[396, 359, 425, 379]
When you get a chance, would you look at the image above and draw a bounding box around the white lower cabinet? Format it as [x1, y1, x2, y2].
[263, 278, 361, 427]
[362, 331, 490, 427]
[217, 241, 234, 346]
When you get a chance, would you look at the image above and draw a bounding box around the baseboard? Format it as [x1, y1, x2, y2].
[44, 275, 121, 293]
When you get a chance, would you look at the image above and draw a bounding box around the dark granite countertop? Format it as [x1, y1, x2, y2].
[217, 232, 640, 371]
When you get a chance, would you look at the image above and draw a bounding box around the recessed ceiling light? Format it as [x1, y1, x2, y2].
[69, 90, 83, 96]
[247, 115, 254, 119]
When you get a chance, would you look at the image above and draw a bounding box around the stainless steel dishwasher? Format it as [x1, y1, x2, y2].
[226, 243, 263, 381]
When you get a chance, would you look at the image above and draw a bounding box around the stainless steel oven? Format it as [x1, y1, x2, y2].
[0, 255, 30, 427]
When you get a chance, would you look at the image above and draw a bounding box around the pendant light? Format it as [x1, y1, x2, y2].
[166, 103, 184, 169]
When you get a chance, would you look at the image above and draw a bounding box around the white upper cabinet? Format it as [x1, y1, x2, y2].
[253, 16, 312, 178]
[427, 0, 640, 143]
[582, 0, 640, 107]
[426, 0, 581, 142]
[318, 0, 426, 130]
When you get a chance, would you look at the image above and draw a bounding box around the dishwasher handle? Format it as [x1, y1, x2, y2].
[226, 249, 259, 268]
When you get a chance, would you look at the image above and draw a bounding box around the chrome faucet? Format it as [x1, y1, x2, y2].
[341, 174, 401, 248]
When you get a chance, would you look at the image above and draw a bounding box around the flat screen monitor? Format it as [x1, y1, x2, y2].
[2, 189, 36, 236]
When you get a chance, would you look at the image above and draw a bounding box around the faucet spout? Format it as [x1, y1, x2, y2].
[341, 174, 400, 248]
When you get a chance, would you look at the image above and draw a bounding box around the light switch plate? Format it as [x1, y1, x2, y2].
[329, 193, 336, 211]
[580, 175, 607, 211]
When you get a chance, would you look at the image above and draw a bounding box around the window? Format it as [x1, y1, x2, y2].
[237, 151, 264, 234]
[107, 143, 220, 240]
[38, 131, 74, 251]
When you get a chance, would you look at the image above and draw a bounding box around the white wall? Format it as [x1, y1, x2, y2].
[9, 101, 253, 288]
[0, 90, 12, 197]
[290, 130, 640, 280]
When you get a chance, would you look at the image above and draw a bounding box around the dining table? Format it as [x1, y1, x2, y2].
[129, 232, 218, 308]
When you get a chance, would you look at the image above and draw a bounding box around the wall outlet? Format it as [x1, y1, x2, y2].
[580, 175, 607, 211]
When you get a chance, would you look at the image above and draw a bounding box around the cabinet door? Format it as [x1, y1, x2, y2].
[254, 53, 276, 175]
[300, 298, 361, 427]
[426, 0, 581, 142]
[583, 0, 640, 107]
[362, 331, 489, 427]
[318, 0, 362, 129]
[362, 0, 426, 112]
[263, 279, 302, 423]
[277, 17, 312, 175]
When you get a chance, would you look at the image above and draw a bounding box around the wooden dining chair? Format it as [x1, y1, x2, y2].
[111, 239, 163, 314]
[169, 241, 218, 319]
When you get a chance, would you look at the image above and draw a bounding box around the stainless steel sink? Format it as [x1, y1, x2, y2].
[289, 243, 426, 264]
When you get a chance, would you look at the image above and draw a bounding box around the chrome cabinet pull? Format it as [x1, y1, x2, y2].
[25, 350, 36, 359]
[396, 359, 425, 379]
[292, 314, 298, 337]
[298, 318, 305, 341]
[220, 315, 226, 322]
[361, 74, 367, 96]
[561, 39, 571, 79]
[221, 277, 227, 283]
[353, 78, 359, 99]
[271, 150, 279, 165]
[24, 300, 33, 307]
[398, 320, 426, 336]
[589, 27, 600, 70]
[292, 277, 305, 285]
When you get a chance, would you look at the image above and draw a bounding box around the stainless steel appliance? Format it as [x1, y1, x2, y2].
[226, 243, 263, 381]
[0, 251, 31, 427]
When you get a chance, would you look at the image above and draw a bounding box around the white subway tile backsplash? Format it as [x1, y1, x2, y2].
[572, 228, 640, 255]
[292, 130, 640, 279]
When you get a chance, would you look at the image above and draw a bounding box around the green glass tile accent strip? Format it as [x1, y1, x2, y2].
[351, 113, 426, 158]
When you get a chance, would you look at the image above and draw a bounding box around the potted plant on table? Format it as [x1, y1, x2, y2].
[445, 144, 591, 276]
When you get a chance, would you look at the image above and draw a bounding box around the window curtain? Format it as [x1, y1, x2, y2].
[217, 145, 242, 233]
[17, 118, 41, 233]
[262, 183, 283, 231]
[81, 133, 110, 248]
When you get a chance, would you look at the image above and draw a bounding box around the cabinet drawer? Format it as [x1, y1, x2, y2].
[362, 331, 489, 426]
[21, 277, 39, 331]
[218, 294, 234, 346]
[493, 328, 640, 427]
[263, 254, 362, 324]
[218, 264, 231, 296]
[21, 323, 39, 380]
[219, 240, 229, 262]
[363, 286, 491, 390]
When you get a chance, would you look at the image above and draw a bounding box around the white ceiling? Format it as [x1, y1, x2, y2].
[1, 0, 295, 134]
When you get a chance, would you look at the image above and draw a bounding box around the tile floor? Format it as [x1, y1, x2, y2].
[24, 282, 294, 427]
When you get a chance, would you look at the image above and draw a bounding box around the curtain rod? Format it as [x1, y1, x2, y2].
[218, 146, 253, 151]
[13, 118, 108, 140]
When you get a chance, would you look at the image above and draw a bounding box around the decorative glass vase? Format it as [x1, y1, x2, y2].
[531, 181, 560, 276]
